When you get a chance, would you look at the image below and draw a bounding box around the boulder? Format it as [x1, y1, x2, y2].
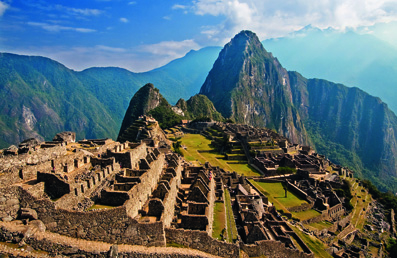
[29, 220, 46, 232]
[20, 208, 38, 220]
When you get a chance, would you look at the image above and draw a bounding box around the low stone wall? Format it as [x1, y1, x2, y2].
[286, 181, 311, 203]
[240, 240, 314, 258]
[0, 222, 220, 258]
[165, 228, 239, 258]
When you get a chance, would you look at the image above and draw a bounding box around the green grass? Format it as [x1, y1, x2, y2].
[180, 134, 261, 176]
[292, 209, 321, 221]
[309, 220, 333, 231]
[291, 225, 333, 258]
[253, 181, 308, 208]
[224, 189, 238, 243]
[212, 202, 226, 240]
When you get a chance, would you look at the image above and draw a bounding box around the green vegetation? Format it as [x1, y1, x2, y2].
[308, 221, 333, 231]
[148, 104, 183, 129]
[386, 238, 397, 256]
[291, 225, 333, 258]
[179, 133, 260, 176]
[291, 209, 321, 221]
[224, 189, 238, 242]
[172, 140, 184, 157]
[361, 179, 397, 217]
[253, 181, 307, 208]
[176, 94, 224, 121]
[276, 166, 296, 175]
[212, 202, 226, 241]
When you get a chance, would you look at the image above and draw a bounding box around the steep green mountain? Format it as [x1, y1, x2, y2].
[200, 30, 397, 192]
[117, 83, 183, 142]
[0, 53, 118, 147]
[175, 94, 223, 121]
[0, 48, 220, 148]
[200, 30, 308, 144]
[262, 26, 397, 115]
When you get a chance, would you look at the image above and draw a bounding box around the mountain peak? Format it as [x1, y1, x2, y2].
[199, 30, 307, 144]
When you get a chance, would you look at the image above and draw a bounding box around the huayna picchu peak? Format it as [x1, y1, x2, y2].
[200, 30, 308, 145]
[200, 30, 397, 192]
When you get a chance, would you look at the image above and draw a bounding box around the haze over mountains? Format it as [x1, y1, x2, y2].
[1, 28, 397, 192]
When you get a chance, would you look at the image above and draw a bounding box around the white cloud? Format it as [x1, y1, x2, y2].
[172, 4, 188, 10]
[119, 17, 129, 23]
[27, 22, 96, 33]
[140, 39, 200, 57]
[55, 5, 103, 16]
[128, 1, 137, 5]
[191, 0, 397, 42]
[0, 1, 8, 17]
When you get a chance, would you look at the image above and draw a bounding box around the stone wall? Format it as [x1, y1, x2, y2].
[288, 202, 314, 213]
[125, 153, 165, 218]
[0, 186, 21, 221]
[206, 175, 216, 235]
[240, 240, 314, 258]
[165, 228, 239, 258]
[161, 162, 182, 227]
[0, 222, 219, 258]
[0, 145, 66, 172]
[17, 186, 165, 246]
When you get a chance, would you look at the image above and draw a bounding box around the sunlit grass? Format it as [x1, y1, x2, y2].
[212, 202, 226, 241]
[180, 133, 260, 176]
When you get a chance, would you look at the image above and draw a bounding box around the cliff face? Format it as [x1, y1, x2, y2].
[200, 30, 397, 191]
[290, 72, 397, 188]
[200, 30, 308, 144]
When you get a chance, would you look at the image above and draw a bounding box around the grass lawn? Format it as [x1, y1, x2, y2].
[309, 220, 333, 231]
[224, 189, 238, 242]
[292, 209, 321, 221]
[254, 181, 308, 208]
[291, 225, 332, 258]
[180, 134, 261, 176]
[212, 202, 226, 241]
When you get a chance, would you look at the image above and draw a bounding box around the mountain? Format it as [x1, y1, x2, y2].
[175, 94, 223, 121]
[262, 26, 397, 115]
[0, 48, 220, 148]
[200, 30, 308, 144]
[118, 86, 224, 142]
[0, 53, 118, 147]
[200, 30, 397, 192]
[117, 83, 182, 142]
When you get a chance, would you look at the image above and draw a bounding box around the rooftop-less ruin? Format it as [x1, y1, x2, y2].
[0, 117, 391, 257]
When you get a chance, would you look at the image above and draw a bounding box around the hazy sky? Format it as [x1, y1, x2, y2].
[1, 0, 397, 72]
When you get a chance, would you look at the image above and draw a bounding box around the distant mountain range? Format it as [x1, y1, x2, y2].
[262, 26, 397, 114]
[0, 48, 220, 148]
[2, 28, 397, 192]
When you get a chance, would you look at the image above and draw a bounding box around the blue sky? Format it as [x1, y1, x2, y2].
[1, 0, 397, 72]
